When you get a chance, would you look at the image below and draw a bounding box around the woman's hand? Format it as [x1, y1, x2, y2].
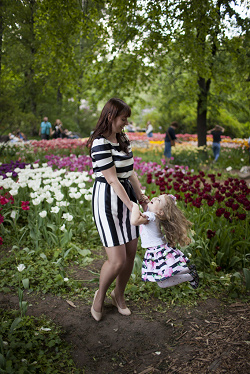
[138, 194, 149, 212]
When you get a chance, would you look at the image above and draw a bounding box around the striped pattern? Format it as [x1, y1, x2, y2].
[92, 178, 139, 247]
[141, 244, 190, 283]
[91, 136, 134, 179]
[91, 136, 138, 247]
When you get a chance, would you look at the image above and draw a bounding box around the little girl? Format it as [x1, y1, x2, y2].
[131, 194, 199, 288]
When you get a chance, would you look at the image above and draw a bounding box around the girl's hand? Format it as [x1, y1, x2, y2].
[131, 202, 148, 226]
[139, 210, 149, 224]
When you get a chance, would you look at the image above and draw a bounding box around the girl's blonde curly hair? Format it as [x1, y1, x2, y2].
[155, 194, 192, 247]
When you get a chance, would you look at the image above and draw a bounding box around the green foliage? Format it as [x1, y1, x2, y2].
[0, 310, 80, 373]
[1, 0, 249, 139]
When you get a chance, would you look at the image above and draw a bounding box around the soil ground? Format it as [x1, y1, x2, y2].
[1, 261, 250, 374]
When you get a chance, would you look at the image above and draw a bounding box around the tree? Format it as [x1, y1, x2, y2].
[99, 0, 250, 144]
[0, 0, 107, 136]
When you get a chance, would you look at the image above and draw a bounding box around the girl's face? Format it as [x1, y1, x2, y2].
[111, 114, 129, 134]
[148, 195, 166, 214]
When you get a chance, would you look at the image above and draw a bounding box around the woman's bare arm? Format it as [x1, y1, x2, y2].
[129, 171, 149, 211]
[101, 166, 133, 211]
[131, 202, 148, 226]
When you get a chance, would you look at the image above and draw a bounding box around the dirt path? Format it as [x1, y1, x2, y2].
[1, 291, 249, 374]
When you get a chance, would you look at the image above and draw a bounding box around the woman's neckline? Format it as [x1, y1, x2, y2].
[101, 135, 119, 145]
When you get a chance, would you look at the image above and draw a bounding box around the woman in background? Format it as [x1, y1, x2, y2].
[207, 125, 224, 162]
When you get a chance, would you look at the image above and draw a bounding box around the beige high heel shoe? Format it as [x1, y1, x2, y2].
[111, 290, 131, 316]
[91, 290, 102, 321]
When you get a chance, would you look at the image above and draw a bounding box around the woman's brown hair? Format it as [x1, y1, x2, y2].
[86, 98, 131, 154]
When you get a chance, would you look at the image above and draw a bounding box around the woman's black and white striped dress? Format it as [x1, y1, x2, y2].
[91, 136, 139, 247]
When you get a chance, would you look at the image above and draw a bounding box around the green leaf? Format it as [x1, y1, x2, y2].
[20, 301, 28, 315]
[229, 256, 242, 268]
[63, 247, 72, 259]
[47, 223, 58, 232]
[40, 253, 47, 260]
[22, 278, 29, 289]
[243, 268, 250, 290]
[47, 231, 58, 245]
[9, 317, 22, 334]
[77, 248, 91, 257]
[29, 229, 37, 241]
[216, 251, 224, 265]
[70, 243, 91, 257]
[0, 353, 6, 370]
[61, 231, 70, 247]
[0, 336, 4, 355]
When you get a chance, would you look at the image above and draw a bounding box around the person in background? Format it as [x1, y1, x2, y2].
[39, 117, 52, 140]
[52, 119, 63, 139]
[125, 122, 136, 133]
[8, 133, 21, 143]
[164, 121, 180, 166]
[145, 121, 153, 137]
[16, 129, 27, 141]
[207, 125, 225, 162]
[63, 129, 79, 139]
[87, 97, 149, 322]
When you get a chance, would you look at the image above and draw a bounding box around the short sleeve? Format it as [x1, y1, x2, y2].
[145, 211, 156, 221]
[91, 137, 114, 172]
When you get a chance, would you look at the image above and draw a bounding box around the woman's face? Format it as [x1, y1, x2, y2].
[111, 114, 129, 134]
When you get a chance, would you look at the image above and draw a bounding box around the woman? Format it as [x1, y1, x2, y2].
[87, 98, 148, 321]
[52, 119, 63, 139]
[146, 121, 153, 137]
[207, 125, 224, 162]
[164, 121, 179, 165]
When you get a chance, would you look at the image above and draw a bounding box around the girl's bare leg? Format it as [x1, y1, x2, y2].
[92, 244, 126, 313]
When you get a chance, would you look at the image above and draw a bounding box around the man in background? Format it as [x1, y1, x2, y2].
[39, 117, 52, 140]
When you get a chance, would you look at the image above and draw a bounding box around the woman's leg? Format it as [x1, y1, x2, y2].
[114, 238, 138, 308]
[212, 142, 220, 161]
[93, 244, 126, 313]
[164, 142, 171, 165]
[215, 143, 221, 161]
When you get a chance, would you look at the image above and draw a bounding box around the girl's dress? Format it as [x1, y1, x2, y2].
[140, 211, 190, 283]
[91, 135, 139, 248]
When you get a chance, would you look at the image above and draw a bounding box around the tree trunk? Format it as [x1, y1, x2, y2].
[29, 0, 36, 116]
[197, 76, 211, 147]
[0, 0, 4, 85]
[57, 86, 63, 116]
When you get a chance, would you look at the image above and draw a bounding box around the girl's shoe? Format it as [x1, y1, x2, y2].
[111, 290, 131, 316]
[91, 290, 102, 321]
[189, 271, 199, 289]
[188, 264, 199, 289]
[188, 264, 197, 273]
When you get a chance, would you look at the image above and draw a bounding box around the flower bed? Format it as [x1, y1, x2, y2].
[0, 144, 249, 293]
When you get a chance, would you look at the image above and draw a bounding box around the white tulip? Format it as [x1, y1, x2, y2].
[51, 206, 60, 214]
[39, 211, 47, 218]
[17, 264, 26, 272]
[9, 189, 18, 196]
[10, 210, 17, 219]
